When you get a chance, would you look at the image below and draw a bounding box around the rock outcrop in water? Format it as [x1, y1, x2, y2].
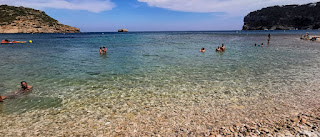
[0, 5, 80, 33]
[118, 28, 128, 32]
[243, 2, 320, 30]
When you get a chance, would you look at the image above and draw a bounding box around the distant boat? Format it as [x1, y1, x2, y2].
[1, 39, 26, 44]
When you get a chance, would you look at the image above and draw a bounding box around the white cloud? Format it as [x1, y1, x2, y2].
[0, 0, 116, 13]
[137, 0, 319, 16]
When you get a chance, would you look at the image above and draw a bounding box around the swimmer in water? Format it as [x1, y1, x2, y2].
[200, 48, 205, 53]
[0, 95, 5, 102]
[0, 81, 32, 102]
[216, 46, 222, 52]
[100, 47, 103, 54]
[20, 81, 33, 93]
[261, 43, 264, 47]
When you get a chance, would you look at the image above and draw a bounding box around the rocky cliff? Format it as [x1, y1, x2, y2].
[243, 2, 320, 30]
[0, 5, 80, 33]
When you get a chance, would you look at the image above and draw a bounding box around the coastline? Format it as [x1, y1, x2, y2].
[0, 30, 320, 34]
[1, 1, 320, 136]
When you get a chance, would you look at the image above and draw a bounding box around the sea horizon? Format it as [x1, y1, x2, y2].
[2, 29, 320, 34]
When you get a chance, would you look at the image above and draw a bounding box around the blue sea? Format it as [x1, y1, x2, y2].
[0, 31, 320, 133]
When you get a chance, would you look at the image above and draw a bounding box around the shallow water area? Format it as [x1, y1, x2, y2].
[0, 95, 62, 114]
[0, 31, 320, 135]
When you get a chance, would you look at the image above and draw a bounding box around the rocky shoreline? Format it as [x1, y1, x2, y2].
[208, 108, 320, 137]
[1, 86, 319, 137]
[1, 106, 319, 136]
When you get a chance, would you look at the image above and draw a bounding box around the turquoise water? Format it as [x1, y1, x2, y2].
[0, 31, 320, 114]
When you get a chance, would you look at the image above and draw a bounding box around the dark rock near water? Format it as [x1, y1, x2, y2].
[243, 2, 320, 30]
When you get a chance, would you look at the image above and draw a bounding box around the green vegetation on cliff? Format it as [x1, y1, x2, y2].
[0, 5, 80, 33]
[0, 5, 57, 25]
[243, 2, 320, 30]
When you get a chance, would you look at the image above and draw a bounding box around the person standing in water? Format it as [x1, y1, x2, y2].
[221, 44, 225, 51]
[268, 34, 271, 44]
[100, 47, 103, 54]
[103, 47, 107, 54]
[268, 34, 271, 39]
[216, 46, 222, 52]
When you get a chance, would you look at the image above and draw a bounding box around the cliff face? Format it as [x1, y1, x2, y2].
[0, 5, 80, 33]
[243, 2, 320, 30]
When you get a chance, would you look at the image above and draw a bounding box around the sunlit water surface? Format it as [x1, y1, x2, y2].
[0, 31, 320, 118]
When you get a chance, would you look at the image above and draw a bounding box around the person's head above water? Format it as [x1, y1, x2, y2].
[100, 47, 102, 49]
[20, 81, 33, 92]
[21, 81, 28, 89]
[103, 47, 106, 48]
[201, 48, 205, 50]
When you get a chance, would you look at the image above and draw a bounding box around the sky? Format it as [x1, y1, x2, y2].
[0, 0, 319, 32]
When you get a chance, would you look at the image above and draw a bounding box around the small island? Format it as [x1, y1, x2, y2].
[118, 28, 128, 32]
[0, 5, 80, 33]
[243, 2, 320, 30]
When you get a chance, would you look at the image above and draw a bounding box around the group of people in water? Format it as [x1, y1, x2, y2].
[0, 34, 273, 103]
[201, 34, 271, 53]
[216, 44, 226, 52]
[0, 81, 32, 102]
[200, 44, 226, 53]
[255, 43, 264, 47]
[99, 47, 107, 54]
[255, 34, 271, 47]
